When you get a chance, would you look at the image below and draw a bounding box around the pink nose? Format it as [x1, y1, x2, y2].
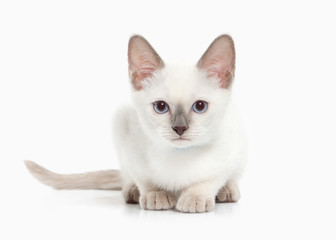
[172, 126, 188, 136]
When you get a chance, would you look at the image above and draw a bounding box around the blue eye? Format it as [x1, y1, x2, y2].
[192, 100, 208, 113]
[153, 101, 169, 114]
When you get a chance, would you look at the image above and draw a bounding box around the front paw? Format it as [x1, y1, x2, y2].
[122, 182, 140, 204]
[216, 181, 240, 203]
[176, 194, 215, 213]
[139, 191, 175, 210]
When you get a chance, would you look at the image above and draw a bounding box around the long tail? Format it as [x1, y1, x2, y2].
[24, 160, 123, 190]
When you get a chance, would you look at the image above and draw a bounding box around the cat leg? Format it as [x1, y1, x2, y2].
[216, 180, 241, 203]
[122, 181, 140, 204]
[140, 191, 176, 210]
[137, 182, 176, 210]
[176, 179, 222, 213]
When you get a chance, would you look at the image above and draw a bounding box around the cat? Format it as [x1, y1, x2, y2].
[25, 34, 247, 213]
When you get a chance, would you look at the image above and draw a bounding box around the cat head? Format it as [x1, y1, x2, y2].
[128, 35, 235, 149]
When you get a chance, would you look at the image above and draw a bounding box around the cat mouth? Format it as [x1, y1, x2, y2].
[172, 137, 191, 142]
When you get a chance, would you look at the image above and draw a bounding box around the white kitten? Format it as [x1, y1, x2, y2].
[25, 35, 247, 213]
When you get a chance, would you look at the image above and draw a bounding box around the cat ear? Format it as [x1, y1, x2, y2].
[128, 35, 164, 90]
[197, 35, 235, 89]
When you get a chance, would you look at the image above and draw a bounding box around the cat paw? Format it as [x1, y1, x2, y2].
[122, 182, 140, 204]
[176, 194, 215, 213]
[139, 191, 175, 210]
[216, 181, 240, 203]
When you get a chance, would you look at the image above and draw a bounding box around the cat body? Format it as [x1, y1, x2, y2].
[115, 101, 246, 210]
[115, 69, 246, 192]
[25, 35, 247, 213]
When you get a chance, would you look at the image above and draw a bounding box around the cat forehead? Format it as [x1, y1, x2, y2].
[144, 64, 219, 101]
[165, 64, 204, 87]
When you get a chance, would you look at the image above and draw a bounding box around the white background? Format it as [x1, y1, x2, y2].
[1, 0, 335, 239]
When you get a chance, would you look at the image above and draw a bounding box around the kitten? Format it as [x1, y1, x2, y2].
[25, 34, 247, 213]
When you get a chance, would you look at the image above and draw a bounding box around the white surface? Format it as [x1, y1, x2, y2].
[1, 0, 335, 239]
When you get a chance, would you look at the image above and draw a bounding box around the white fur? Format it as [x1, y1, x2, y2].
[25, 35, 247, 213]
[113, 62, 247, 212]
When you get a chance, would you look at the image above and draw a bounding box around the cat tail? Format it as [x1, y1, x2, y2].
[24, 160, 123, 190]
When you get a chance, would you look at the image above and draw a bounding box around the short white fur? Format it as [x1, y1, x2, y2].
[115, 35, 247, 212]
[25, 34, 247, 213]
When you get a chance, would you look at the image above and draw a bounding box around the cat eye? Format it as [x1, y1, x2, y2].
[192, 100, 208, 113]
[153, 101, 169, 114]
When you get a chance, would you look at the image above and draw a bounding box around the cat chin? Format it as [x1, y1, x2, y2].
[167, 138, 196, 149]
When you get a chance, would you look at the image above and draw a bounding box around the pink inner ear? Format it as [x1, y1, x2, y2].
[130, 55, 159, 80]
[128, 36, 163, 90]
[130, 66, 157, 90]
[198, 35, 235, 89]
[205, 57, 234, 88]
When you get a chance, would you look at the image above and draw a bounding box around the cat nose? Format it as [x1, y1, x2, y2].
[172, 125, 188, 136]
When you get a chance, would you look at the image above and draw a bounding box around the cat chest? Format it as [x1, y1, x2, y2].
[147, 150, 227, 191]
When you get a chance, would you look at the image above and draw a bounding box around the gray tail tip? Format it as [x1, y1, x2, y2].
[24, 160, 60, 189]
[24, 160, 37, 172]
[24, 160, 52, 176]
